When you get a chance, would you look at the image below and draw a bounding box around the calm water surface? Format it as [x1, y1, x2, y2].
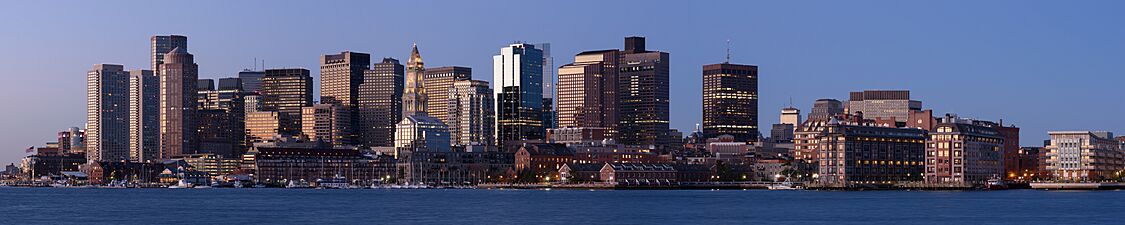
[1, 187, 1122, 224]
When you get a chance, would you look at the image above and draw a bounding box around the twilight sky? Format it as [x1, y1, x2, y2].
[2, 0, 1123, 164]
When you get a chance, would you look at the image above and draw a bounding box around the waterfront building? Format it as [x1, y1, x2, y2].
[395, 150, 515, 185]
[358, 58, 404, 147]
[844, 90, 921, 123]
[87, 64, 131, 162]
[423, 66, 471, 124]
[816, 117, 927, 187]
[158, 47, 199, 159]
[618, 37, 672, 149]
[20, 153, 86, 180]
[238, 69, 265, 93]
[260, 68, 313, 136]
[494, 43, 546, 150]
[557, 49, 619, 138]
[514, 143, 573, 182]
[249, 147, 396, 186]
[1045, 131, 1123, 181]
[996, 123, 1021, 180]
[809, 99, 844, 120]
[301, 104, 353, 147]
[1015, 147, 1044, 181]
[80, 161, 164, 185]
[448, 80, 495, 147]
[924, 115, 1005, 185]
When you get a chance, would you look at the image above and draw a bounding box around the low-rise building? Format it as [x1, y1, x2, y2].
[251, 147, 397, 186]
[817, 117, 927, 187]
[178, 154, 241, 176]
[514, 143, 574, 182]
[925, 116, 1005, 185]
[1045, 131, 1123, 181]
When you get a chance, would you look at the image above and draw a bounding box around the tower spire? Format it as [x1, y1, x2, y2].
[725, 39, 731, 63]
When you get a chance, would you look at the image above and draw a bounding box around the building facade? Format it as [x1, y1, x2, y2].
[150, 35, 187, 73]
[702, 62, 758, 142]
[493, 43, 545, 150]
[87, 64, 131, 162]
[301, 104, 353, 147]
[158, 47, 199, 159]
[237, 70, 265, 93]
[358, 58, 404, 147]
[845, 90, 921, 123]
[128, 70, 159, 161]
[557, 50, 619, 138]
[423, 66, 471, 124]
[809, 99, 843, 120]
[260, 68, 313, 136]
[924, 117, 1005, 185]
[395, 115, 452, 152]
[618, 37, 671, 149]
[1045, 131, 1123, 181]
[816, 119, 927, 187]
[448, 80, 495, 147]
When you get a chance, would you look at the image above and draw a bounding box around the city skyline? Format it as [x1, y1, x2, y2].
[3, 1, 1125, 164]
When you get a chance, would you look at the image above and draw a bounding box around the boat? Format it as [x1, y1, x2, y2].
[768, 182, 804, 190]
[985, 176, 1008, 190]
[315, 175, 349, 189]
[168, 179, 192, 189]
[286, 180, 312, 189]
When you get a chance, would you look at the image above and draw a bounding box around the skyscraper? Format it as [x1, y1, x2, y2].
[238, 69, 265, 93]
[618, 37, 671, 149]
[535, 43, 557, 131]
[845, 90, 921, 123]
[403, 45, 427, 117]
[809, 99, 843, 120]
[702, 62, 757, 142]
[423, 66, 471, 124]
[449, 80, 495, 147]
[359, 58, 404, 147]
[557, 49, 619, 138]
[197, 80, 246, 157]
[128, 69, 159, 162]
[158, 47, 199, 159]
[151, 35, 187, 73]
[260, 68, 313, 136]
[780, 107, 800, 127]
[493, 43, 545, 150]
[87, 64, 131, 162]
[320, 51, 370, 107]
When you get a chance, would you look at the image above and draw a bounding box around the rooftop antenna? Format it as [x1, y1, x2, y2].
[253, 57, 257, 70]
[789, 97, 794, 108]
[725, 39, 731, 63]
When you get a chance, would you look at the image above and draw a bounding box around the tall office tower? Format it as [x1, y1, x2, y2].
[320, 51, 370, 107]
[493, 43, 545, 150]
[197, 79, 215, 91]
[618, 37, 671, 149]
[128, 69, 159, 162]
[197, 80, 246, 157]
[423, 66, 471, 123]
[359, 58, 404, 147]
[151, 35, 188, 72]
[845, 90, 921, 123]
[809, 99, 844, 120]
[57, 127, 86, 155]
[301, 104, 352, 146]
[238, 69, 265, 93]
[402, 44, 428, 117]
[1046, 131, 1122, 181]
[780, 107, 801, 128]
[218, 78, 242, 91]
[260, 68, 313, 136]
[449, 80, 495, 147]
[320, 51, 368, 145]
[86, 64, 131, 162]
[535, 43, 557, 130]
[158, 47, 199, 159]
[925, 116, 1005, 185]
[557, 49, 619, 138]
[701, 62, 757, 142]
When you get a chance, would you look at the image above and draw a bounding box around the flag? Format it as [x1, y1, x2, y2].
[26, 146, 35, 153]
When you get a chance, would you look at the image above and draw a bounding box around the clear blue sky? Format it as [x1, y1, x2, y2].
[2, 0, 1123, 164]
